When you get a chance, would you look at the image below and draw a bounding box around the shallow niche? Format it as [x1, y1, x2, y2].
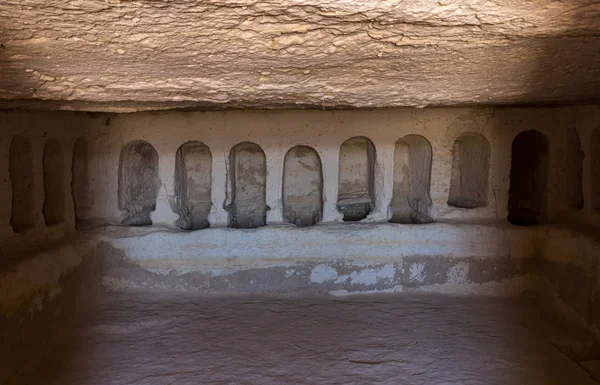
[173, 141, 212, 230]
[448, 133, 490, 209]
[42, 139, 66, 226]
[227, 142, 268, 229]
[337, 136, 376, 221]
[9, 135, 35, 233]
[118, 140, 159, 226]
[593, 127, 600, 211]
[390, 135, 434, 224]
[508, 130, 549, 226]
[72, 138, 90, 229]
[283, 146, 323, 227]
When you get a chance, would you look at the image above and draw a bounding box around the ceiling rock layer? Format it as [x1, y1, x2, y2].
[1, 0, 600, 111]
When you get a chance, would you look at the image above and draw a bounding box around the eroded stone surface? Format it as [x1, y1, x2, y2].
[4, 292, 600, 385]
[1, 0, 600, 110]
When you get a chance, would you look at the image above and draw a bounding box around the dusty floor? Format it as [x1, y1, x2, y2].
[12, 291, 600, 385]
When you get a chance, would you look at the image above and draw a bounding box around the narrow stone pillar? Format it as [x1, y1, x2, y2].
[62, 139, 77, 231]
[429, 138, 452, 219]
[494, 135, 513, 221]
[367, 142, 393, 222]
[266, 148, 285, 224]
[151, 147, 179, 228]
[31, 136, 46, 231]
[320, 146, 344, 222]
[208, 149, 229, 227]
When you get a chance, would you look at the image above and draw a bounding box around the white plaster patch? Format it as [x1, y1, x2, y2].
[410, 263, 426, 283]
[285, 268, 296, 278]
[348, 264, 396, 285]
[447, 262, 469, 285]
[310, 264, 338, 283]
[335, 274, 350, 284]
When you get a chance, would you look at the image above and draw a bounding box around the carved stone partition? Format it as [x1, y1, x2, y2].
[0, 134, 12, 237]
[592, 127, 600, 212]
[72, 138, 91, 229]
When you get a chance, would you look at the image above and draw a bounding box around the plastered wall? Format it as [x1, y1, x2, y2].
[1, 107, 599, 254]
[1, 106, 600, 327]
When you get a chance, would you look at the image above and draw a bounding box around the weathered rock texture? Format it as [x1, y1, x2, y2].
[9, 135, 35, 233]
[227, 142, 268, 228]
[1, 0, 600, 111]
[42, 138, 65, 226]
[391, 135, 433, 224]
[173, 141, 212, 230]
[118, 140, 159, 226]
[283, 146, 323, 227]
[337, 136, 375, 221]
[1, 106, 600, 331]
[72, 137, 91, 227]
[448, 133, 490, 209]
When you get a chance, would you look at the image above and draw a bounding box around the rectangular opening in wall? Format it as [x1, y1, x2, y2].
[283, 146, 323, 227]
[173, 141, 213, 230]
[227, 142, 268, 229]
[337, 136, 375, 221]
[390, 135, 434, 224]
[118, 140, 159, 226]
[508, 130, 549, 226]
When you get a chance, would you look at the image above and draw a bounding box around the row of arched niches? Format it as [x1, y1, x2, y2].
[8, 129, 600, 232]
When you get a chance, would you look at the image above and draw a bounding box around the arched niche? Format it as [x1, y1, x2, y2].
[337, 136, 376, 221]
[592, 127, 600, 211]
[390, 135, 434, 224]
[72, 137, 90, 229]
[448, 133, 490, 209]
[118, 140, 159, 226]
[508, 130, 549, 226]
[173, 141, 213, 230]
[9, 135, 35, 233]
[283, 146, 323, 227]
[565, 127, 584, 209]
[43, 139, 66, 226]
[227, 142, 267, 229]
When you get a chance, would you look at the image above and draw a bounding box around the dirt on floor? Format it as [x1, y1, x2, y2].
[4, 291, 600, 385]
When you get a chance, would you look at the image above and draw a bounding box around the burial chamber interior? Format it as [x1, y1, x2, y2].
[4, 0, 600, 381]
[1, 107, 600, 385]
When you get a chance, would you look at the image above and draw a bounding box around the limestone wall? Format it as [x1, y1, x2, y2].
[0, 106, 599, 328]
[1, 107, 598, 240]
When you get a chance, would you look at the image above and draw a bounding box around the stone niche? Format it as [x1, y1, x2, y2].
[283, 146, 323, 227]
[173, 141, 213, 230]
[118, 140, 160, 226]
[390, 135, 434, 224]
[507, 130, 550, 226]
[337, 136, 376, 221]
[227, 142, 268, 229]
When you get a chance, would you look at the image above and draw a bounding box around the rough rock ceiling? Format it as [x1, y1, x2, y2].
[1, 0, 600, 111]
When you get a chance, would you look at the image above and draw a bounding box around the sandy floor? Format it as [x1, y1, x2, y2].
[16, 292, 600, 385]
